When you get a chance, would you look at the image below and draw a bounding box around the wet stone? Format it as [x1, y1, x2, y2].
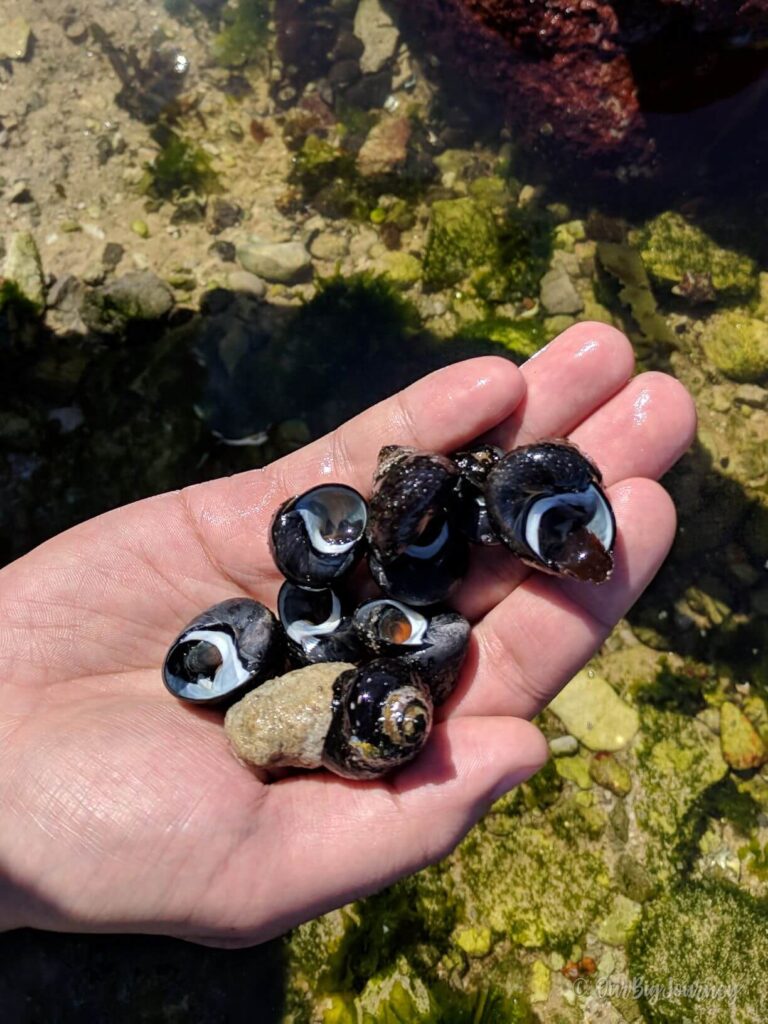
[236, 236, 312, 283]
[3, 230, 45, 311]
[357, 116, 411, 177]
[354, 0, 399, 74]
[549, 669, 639, 751]
[206, 196, 243, 235]
[0, 17, 31, 61]
[226, 270, 267, 298]
[539, 261, 584, 315]
[549, 734, 579, 756]
[209, 239, 237, 262]
[720, 701, 767, 770]
[101, 243, 125, 271]
[80, 271, 174, 335]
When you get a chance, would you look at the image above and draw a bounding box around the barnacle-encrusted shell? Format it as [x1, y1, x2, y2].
[485, 440, 616, 582]
[278, 581, 363, 666]
[452, 443, 503, 545]
[353, 598, 470, 704]
[322, 659, 433, 780]
[163, 597, 285, 704]
[270, 484, 367, 589]
[225, 662, 354, 770]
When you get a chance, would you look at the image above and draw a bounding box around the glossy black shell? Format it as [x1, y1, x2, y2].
[368, 520, 469, 606]
[366, 446, 459, 563]
[278, 581, 363, 666]
[270, 484, 368, 589]
[451, 443, 503, 545]
[353, 599, 470, 704]
[322, 659, 433, 780]
[484, 440, 616, 582]
[163, 597, 285, 705]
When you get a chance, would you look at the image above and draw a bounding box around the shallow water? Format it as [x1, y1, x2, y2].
[1, 1, 767, 1021]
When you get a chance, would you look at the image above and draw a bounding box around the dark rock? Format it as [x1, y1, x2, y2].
[101, 242, 125, 271]
[342, 69, 392, 109]
[328, 58, 361, 88]
[209, 239, 237, 262]
[206, 196, 243, 235]
[80, 271, 174, 335]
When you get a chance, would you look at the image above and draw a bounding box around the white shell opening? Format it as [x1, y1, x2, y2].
[296, 486, 367, 557]
[404, 520, 450, 560]
[175, 629, 250, 699]
[524, 485, 614, 560]
[280, 588, 343, 655]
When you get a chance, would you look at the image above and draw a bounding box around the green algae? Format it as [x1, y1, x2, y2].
[143, 127, 219, 199]
[629, 882, 768, 1023]
[423, 198, 500, 290]
[596, 241, 675, 344]
[632, 211, 758, 301]
[700, 309, 768, 382]
[210, 0, 270, 68]
[454, 315, 546, 362]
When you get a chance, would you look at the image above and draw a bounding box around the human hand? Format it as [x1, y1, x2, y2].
[0, 323, 695, 947]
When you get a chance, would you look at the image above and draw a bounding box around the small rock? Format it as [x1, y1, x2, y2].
[734, 383, 768, 409]
[3, 231, 45, 311]
[528, 960, 551, 1005]
[209, 239, 236, 262]
[720, 701, 767, 770]
[101, 242, 125, 271]
[131, 219, 150, 239]
[63, 19, 88, 44]
[343, 70, 392, 110]
[553, 753, 592, 789]
[354, 0, 399, 74]
[549, 734, 579, 757]
[309, 233, 349, 261]
[596, 895, 642, 946]
[0, 17, 32, 61]
[376, 250, 422, 289]
[8, 181, 33, 204]
[206, 197, 242, 236]
[549, 670, 639, 751]
[540, 263, 584, 315]
[453, 926, 492, 958]
[356, 116, 411, 177]
[236, 237, 312, 284]
[80, 271, 174, 335]
[46, 274, 83, 313]
[226, 270, 267, 298]
[589, 752, 632, 796]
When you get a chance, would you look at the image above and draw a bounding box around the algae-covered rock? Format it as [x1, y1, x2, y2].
[528, 960, 551, 1005]
[634, 707, 728, 880]
[595, 894, 642, 946]
[720, 702, 767, 770]
[452, 925, 492, 958]
[554, 753, 593, 789]
[633, 211, 758, 301]
[700, 310, 768, 382]
[423, 198, 499, 290]
[237, 237, 312, 284]
[0, 16, 31, 60]
[629, 882, 768, 1023]
[549, 669, 639, 751]
[377, 251, 422, 289]
[80, 271, 174, 335]
[456, 316, 546, 362]
[356, 957, 439, 1023]
[589, 752, 632, 795]
[596, 241, 674, 344]
[3, 231, 45, 311]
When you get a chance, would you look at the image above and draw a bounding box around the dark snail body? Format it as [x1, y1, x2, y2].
[163, 597, 285, 704]
[278, 581, 363, 666]
[485, 440, 616, 583]
[270, 484, 367, 589]
[451, 443, 503, 545]
[321, 659, 434, 780]
[353, 598, 470, 704]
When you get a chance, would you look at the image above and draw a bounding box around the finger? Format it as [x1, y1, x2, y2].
[448, 478, 677, 720]
[181, 357, 525, 592]
[455, 370, 696, 620]
[188, 716, 547, 946]
[486, 321, 635, 449]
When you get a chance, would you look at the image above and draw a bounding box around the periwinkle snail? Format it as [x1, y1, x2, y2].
[162, 433, 615, 781]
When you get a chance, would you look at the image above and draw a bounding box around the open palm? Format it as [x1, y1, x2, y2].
[0, 324, 695, 946]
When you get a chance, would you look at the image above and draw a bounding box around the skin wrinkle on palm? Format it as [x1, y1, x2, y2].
[0, 322, 696, 945]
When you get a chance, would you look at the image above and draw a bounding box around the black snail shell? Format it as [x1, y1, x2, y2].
[353, 598, 470, 704]
[278, 581, 363, 666]
[321, 659, 434, 780]
[270, 484, 368, 589]
[451, 443, 503, 545]
[367, 446, 468, 605]
[163, 597, 285, 704]
[484, 440, 616, 583]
